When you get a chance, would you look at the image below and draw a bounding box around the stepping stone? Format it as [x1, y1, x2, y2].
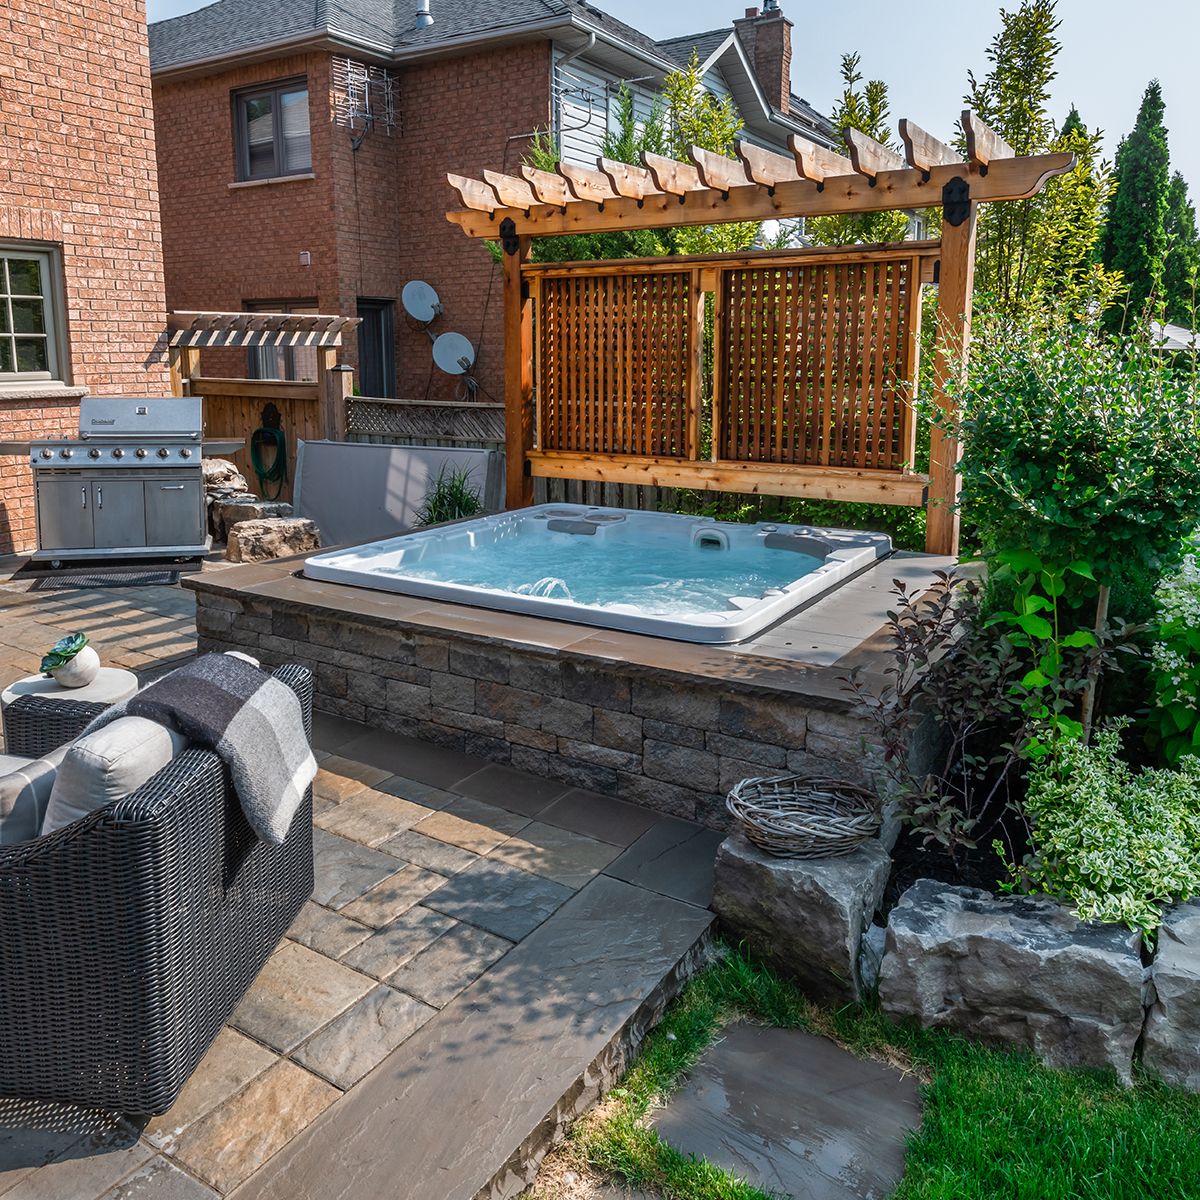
[287, 901, 374, 960]
[651, 1024, 921, 1200]
[232, 875, 714, 1200]
[316, 788, 433, 848]
[341, 905, 456, 982]
[339, 864, 447, 928]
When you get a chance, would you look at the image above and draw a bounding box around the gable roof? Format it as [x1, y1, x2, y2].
[656, 28, 731, 71]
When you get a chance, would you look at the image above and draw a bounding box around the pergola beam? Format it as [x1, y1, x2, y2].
[788, 133, 854, 183]
[447, 152, 1075, 238]
[599, 157, 662, 200]
[688, 145, 754, 192]
[845, 129, 908, 179]
[737, 140, 802, 187]
[962, 110, 1015, 169]
[483, 169, 538, 209]
[899, 119, 962, 173]
[520, 165, 571, 206]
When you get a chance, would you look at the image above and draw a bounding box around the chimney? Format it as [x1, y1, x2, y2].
[415, 0, 433, 27]
[733, 3, 792, 115]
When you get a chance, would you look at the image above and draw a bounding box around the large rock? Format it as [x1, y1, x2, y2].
[879, 880, 1147, 1082]
[713, 831, 890, 1005]
[227, 517, 321, 563]
[215, 497, 294, 541]
[1143, 901, 1200, 1090]
[202, 457, 248, 493]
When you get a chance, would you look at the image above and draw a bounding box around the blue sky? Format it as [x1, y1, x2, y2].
[145, 0, 1200, 192]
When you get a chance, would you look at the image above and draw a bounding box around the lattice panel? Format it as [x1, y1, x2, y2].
[536, 270, 696, 457]
[716, 257, 920, 470]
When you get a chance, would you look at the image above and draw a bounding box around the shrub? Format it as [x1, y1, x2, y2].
[1001, 726, 1200, 937]
[1148, 550, 1200, 763]
[414, 465, 482, 527]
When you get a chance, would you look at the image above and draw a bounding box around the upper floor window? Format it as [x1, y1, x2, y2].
[234, 81, 312, 181]
[0, 246, 64, 387]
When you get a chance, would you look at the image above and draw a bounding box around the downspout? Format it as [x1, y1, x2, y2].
[550, 31, 596, 160]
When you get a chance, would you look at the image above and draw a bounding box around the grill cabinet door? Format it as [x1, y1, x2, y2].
[145, 478, 204, 547]
[36, 477, 95, 550]
[91, 479, 147, 549]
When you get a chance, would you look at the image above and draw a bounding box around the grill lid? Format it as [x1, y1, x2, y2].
[78, 396, 203, 440]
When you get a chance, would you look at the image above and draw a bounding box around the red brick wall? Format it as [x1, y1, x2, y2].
[152, 41, 552, 402]
[0, 0, 170, 554]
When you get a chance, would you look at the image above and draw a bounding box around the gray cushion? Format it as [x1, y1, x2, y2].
[42, 717, 189, 835]
[0, 747, 67, 844]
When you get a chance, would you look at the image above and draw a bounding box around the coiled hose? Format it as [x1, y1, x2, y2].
[250, 427, 288, 500]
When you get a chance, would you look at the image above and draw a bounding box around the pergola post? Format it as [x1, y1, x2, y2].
[503, 231, 534, 509]
[168, 346, 201, 397]
[924, 202, 977, 557]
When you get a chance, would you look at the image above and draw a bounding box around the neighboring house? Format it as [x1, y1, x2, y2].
[148, 1, 835, 404]
[0, 0, 171, 555]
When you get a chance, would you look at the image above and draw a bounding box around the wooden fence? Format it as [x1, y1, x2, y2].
[524, 242, 936, 509]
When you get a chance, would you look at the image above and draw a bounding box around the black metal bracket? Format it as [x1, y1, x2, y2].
[942, 176, 971, 227]
[499, 218, 521, 256]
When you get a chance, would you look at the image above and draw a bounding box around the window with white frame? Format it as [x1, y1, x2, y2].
[234, 80, 312, 181]
[0, 246, 64, 386]
[244, 300, 319, 381]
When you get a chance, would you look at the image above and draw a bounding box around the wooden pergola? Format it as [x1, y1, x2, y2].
[446, 113, 1074, 555]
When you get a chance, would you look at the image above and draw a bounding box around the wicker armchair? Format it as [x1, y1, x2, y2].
[0, 664, 314, 1115]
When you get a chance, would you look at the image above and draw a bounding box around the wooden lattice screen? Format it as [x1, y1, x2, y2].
[716, 255, 921, 470]
[536, 267, 699, 458]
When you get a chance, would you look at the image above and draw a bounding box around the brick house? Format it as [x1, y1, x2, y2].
[149, 1, 834, 403]
[0, 0, 170, 555]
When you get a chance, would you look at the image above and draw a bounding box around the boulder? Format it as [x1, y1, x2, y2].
[202, 457, 248, 493]
[1143, 901, 1200, 1090]
[712, 831, 890, 1005]
[226, 517, 321, 563]
[879, 880, 1147, 1083]
[215, 497, 293, 541]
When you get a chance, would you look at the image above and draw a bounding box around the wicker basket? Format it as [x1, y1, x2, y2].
[726, 775, 881, 859]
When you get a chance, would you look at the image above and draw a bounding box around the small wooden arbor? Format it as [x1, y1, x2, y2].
[446, 113, 1074, 555]
[167, 311, 359, 502]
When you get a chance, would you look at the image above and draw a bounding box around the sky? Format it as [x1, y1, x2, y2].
[145, 0, 1200, 192]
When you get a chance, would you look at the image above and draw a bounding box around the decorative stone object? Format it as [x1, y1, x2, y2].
[712, 831, 890, 1004]
[40, 632, 100, 688]
[227, 518, 321, 563]
[215, 498, 294, 542]
[1143, 900, 1200, 1091]
[879, 880, 1147, 1083]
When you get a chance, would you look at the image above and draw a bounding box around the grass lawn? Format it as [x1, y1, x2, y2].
[532, 945, 1200, 1200]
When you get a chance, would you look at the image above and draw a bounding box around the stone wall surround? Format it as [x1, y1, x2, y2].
[193, 585, 886, 830]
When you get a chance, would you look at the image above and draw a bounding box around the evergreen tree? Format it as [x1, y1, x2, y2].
[1101, 80, 1170, 318]
[1162, 171, 1200, 325]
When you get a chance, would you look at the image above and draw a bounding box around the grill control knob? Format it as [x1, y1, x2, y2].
[88, 448, 101, 459]
[39, 449, 53, 459]
[60, 449, 73, 459]
[136, 448, 148, 458]
[111, 448, 125, 459]
[179, 448, 193, 459]
[157, 447, 170, 458]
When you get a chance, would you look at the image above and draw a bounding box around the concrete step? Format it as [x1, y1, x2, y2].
[234, 873, 714, 1200]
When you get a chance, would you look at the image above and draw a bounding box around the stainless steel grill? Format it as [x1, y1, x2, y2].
[0, 396, 243, 561]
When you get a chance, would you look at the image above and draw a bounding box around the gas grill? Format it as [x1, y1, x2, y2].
[0, 396, 243, 561]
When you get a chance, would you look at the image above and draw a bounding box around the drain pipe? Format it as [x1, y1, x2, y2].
[557, 30, 595, 71]
[415, 0, 433, 28]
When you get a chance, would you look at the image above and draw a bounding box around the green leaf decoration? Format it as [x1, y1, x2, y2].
[40, 632, 88, 675]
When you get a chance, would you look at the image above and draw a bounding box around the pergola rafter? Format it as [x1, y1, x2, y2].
[446, 111, 1075, 556]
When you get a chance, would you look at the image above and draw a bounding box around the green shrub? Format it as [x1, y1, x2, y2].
[1001, 726, 1200, 937]
[1148, 550, 1200, 763]
[414, 465, 483, 527]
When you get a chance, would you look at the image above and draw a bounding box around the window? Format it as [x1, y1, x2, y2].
[0, 246, 64, 386]
[234, 81, 312, 181]
[245, 301, 318, 381]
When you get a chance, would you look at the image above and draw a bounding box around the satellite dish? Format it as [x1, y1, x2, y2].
[402, 280, 442, 324]
[433, 331, 476, 375]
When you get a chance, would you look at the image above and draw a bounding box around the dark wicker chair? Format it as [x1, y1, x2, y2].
[0, 664, 315, 1115]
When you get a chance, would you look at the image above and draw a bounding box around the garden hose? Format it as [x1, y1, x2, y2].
[250, 427, 288, 501]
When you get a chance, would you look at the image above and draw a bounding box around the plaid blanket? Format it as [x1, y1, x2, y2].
[86, 654, 316, 844]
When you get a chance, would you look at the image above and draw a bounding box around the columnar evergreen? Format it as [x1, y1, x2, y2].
[1162, 171, 1200, 325]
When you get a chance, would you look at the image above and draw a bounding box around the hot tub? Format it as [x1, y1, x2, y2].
[303, 505, 891, 644]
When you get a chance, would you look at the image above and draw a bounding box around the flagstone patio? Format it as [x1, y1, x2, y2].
[0, 653, 718, 1199]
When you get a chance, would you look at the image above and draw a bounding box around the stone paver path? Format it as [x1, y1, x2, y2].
[0, 710, 716, 1199]
[652, 1024, 921, 1199]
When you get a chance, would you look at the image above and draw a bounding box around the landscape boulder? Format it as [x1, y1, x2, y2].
[215, 498, 294, 542]
[226, 517, 321, 563]
[879, 880, 1147, 1082]
[1142, 900, 1200, 1091]
[712, 831, 890, 1004]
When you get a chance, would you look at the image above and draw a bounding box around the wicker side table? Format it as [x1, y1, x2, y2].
[1, 668, 137, 749]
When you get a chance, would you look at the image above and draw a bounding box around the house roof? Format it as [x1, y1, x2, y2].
[656, 28, 731, 70]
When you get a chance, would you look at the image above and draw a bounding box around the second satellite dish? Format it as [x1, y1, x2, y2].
[432, 332, 476, 375]
[401, 280, 442, 324]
